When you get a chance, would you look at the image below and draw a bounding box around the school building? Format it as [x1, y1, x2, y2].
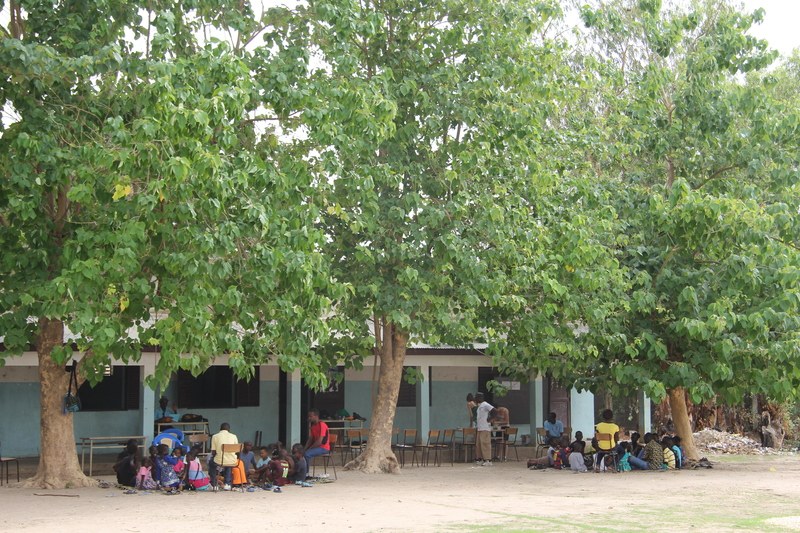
[0, 348, 653, 457]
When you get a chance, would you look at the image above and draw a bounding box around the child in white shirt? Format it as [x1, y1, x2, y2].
[569, 441, 588, 472]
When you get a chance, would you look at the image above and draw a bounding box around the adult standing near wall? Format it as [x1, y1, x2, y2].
[210, 422, 238, 491]
[492, 405, 510, 461]
[474, 393, 494, 466]
[466, 393, 477, 428]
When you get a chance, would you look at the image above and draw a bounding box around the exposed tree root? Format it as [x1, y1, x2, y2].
[344, 451, 401, 474]
[21, 472, 96, 490]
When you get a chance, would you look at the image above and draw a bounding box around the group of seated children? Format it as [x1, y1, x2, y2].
[114, 438, 313, 493]
[235, 441, 311, 490]
[527, 430, 685, 473]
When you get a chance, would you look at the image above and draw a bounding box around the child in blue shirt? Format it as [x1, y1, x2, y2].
[618, 442, 632, 472]
[671, 436, 683, 469]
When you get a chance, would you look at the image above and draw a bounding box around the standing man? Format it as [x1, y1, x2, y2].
[210, 422, 239, 491]
[543, 412, 564, 445]
[492, 405, 511, 461]
[304, 408, 330, 468]
[474, 393, 494, 466]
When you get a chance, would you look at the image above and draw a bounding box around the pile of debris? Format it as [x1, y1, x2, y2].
[693, 428, 777, 455]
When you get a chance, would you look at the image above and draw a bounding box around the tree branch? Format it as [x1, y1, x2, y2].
[652, 245, 679, 287]
[241, 112, 299, 125]
[695, 165, 739, 189]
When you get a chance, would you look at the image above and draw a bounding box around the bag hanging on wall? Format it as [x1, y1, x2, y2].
[63, 361, 81, 414]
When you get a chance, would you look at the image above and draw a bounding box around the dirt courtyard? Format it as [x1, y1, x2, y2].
[3, 454, 800, 532]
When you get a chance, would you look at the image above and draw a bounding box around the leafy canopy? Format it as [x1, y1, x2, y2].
[0, 0, 344, 388]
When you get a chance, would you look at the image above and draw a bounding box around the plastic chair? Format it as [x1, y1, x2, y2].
[310, 433, 338, 479]
[0, 441, 19, 485]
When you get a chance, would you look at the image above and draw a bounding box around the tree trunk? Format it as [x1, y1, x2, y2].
[668, 387, 700, 462]
[344, 321, 407, 474]
[22, 318, 94, 489]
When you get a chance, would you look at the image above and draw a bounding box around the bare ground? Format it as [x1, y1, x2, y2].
[3, 453, 800, 532]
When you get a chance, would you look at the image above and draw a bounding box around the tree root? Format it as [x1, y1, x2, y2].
[344, 452, 401, 474]
[21, 472, 96, 490]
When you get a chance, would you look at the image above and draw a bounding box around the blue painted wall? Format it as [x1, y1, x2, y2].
[343, 379, 480, 438]
[1, 371, 533, 457]
[1, 380, 280, 457]
[0, 382, 42, 457]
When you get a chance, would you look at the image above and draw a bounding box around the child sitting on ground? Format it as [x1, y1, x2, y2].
[155, 444, 182, 492]
[630, 432, 643, 457]
[569, 441, 588, 472]
[618, 442, 632, 472]
[185, 449, 211, 490]
[552, 436, 570, 469]
[267, 448, 291, 486]
[136, 456, 158, 490]
[291, 444, 309, 484]
[251, 446, 271, 485]
[671, 436, 683, 468]
[570, 431, 585, 452]
[662, 437, 676, 470]
[148, 445, 161, 485]
[240, 441, 256, 481]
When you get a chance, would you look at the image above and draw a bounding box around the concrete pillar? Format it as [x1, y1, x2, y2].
[637, 390, 652, 433]
[529, 376, 545, 431]
[286, 370, 303, 448]
[140, 354, 156, 443]
[416, 365, 430, 439]
[569, 388, 595, 439]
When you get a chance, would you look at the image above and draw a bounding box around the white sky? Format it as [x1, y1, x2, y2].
[741, 0, 800, 56]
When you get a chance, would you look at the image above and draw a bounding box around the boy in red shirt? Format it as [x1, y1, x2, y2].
[304, 408, 330, 466]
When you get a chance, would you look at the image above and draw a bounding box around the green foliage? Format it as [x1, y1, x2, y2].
[563, 0, 800, 405]
[0, 1, 343, 387]
[2, 0, 796, 411]
[259, 0, 628, 377]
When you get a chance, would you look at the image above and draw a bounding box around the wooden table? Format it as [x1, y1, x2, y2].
[79, 435, 146, 476]
[155, 420, 210, 435]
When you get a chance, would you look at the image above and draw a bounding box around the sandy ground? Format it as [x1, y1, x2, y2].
[3, 454, 800, 532]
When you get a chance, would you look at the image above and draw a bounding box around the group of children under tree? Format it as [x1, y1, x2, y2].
[528, 409, 685, 473]
[114, 438, 313, 493]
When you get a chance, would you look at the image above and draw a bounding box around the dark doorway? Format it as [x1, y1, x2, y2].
[477, 367, 530, 424]
[278, 370, 287, 445]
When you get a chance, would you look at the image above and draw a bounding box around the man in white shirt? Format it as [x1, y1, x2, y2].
[474, 393, 495, 466]
[210, 422, 239, 490]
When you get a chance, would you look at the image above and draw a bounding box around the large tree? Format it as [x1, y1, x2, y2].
[559, 0, 800, 460]
[260, 0, 626, 473]
[0, 1, 341, 488]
